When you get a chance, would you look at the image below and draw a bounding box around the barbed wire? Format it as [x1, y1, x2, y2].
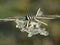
[0, 8, 60, 37]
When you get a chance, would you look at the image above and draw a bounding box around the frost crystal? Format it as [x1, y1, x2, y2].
[15, 8, 49, 37]
[15, 19, 49, 37]
[15, 19, 26, 28]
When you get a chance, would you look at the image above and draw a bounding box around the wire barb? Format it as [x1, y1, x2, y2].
[34, 17, 48, 26]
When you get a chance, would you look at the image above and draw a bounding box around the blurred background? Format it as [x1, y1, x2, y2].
[0, 0, 60, 45]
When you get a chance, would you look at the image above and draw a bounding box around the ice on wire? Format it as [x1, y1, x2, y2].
[15, 19, 49, 37]
[15, 8, 49, 37]
[0, 8, 60, 37]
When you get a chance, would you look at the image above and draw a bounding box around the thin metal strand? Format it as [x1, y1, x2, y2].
[34, 17, 48, 26]
[36, 8, 41, 16]
[26, 21, 29, 28]
[0, 19, 16, 21]
[35, 17, 55, 19]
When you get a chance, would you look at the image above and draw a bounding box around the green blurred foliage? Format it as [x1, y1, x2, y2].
[0, 0, 60, 18]
[0, 0, 60, 45]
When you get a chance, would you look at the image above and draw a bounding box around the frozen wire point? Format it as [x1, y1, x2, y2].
[36, 8, 43, 17]
[14, 8, 50, 37]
